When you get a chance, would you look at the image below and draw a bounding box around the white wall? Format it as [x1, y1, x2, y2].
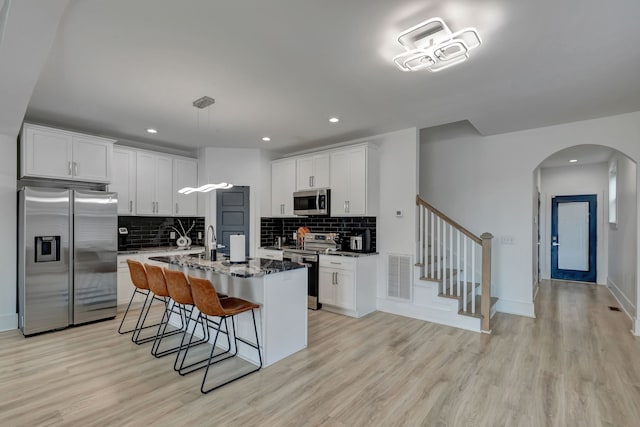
[532, 167, 541, 299]
[607, 153, 637, 318]
[420, 111, 640, 320]
[539, 162, 608, 284]
[0, 134, 17, 330]
[198, 147, 273, 256]
[374, 128, 420, 300]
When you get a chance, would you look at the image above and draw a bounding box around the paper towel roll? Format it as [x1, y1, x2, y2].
[230, 234, 246, 263]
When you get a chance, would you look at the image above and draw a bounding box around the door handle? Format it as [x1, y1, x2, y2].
[552, 242, 559, 246]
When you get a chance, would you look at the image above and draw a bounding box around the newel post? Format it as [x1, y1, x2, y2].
[480, 232, 493, 333]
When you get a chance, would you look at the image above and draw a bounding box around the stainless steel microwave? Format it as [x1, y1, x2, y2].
[293, 189, 330, 216]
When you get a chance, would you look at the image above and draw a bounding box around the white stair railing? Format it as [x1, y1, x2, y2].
[416, 195, 494, 333]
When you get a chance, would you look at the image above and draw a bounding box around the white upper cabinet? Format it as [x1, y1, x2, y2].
[271, 159, 296, 216]
[296, 153, 330, 190]
[21, 123, 114, 183]
[110, 147, 136, 215]
[330, 144, 377, 216]
[173, 157, 198, 216]
[136, 151, 173, 215]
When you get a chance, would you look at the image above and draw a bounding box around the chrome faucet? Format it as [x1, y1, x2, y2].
[206, 224, 216, 260]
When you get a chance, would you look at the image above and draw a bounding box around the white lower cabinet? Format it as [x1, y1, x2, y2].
[318, 255, 377, 318]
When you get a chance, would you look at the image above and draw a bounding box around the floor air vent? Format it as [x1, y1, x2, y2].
[608, 306, 621, 312]
[387, 254, 412, 301]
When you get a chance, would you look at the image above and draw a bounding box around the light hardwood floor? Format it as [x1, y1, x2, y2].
[2, 280, 640, 426]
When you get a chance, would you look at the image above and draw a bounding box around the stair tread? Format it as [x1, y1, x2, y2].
[458, 296, 498, 318]
[420, 269, 459, 282]
[438, 281, 480, 299]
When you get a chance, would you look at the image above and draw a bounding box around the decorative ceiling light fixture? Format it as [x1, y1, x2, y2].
[329, 117, 340, 123]
[392, 17, 481, 73]
[146, 128, 158, 134]
[178, 182, 233, 194]
[262, 136, 271, 142]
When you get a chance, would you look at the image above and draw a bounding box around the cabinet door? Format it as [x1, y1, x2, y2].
[312, 154, 330, 188]
[318, 268, 337, 305]
[155, 155, 173, 215]
[346, 147, 367, 215]
[72, 136, 112, 183]
[173, 157, 198, 216]
[135, 152, 156, 215]
[271, 159, 296, 216]
[330, 150, 349, 215]
[335, 269, 355, 310]
[111, 148, 136, 215]
[22, 126, 73, 180]
[296, 156, 315, 190]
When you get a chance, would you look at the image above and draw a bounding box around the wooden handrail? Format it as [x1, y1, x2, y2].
[416, 195, 482, 244]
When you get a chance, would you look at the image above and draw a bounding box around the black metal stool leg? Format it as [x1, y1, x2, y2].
[200, 309, 263, 394]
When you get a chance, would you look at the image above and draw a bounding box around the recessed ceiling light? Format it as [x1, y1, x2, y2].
[262, 137, 271, 142]
[147, 128, 158, 134]
[329, 117, 340, 123]
[569, 159, 578, 163]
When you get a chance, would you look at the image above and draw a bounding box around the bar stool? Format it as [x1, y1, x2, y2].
[163, 268, 230, 374]
[118, 259, 166, 341]
[144, 264, 188, 357]
[187, 275, 262, 394]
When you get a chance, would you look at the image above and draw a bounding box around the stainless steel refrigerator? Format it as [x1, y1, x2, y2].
[18, 187, 118, 336]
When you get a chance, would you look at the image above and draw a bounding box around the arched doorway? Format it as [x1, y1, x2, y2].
[532, 144, 637, 327]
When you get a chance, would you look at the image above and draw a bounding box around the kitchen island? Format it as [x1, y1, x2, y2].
[157, 255, 308, 368]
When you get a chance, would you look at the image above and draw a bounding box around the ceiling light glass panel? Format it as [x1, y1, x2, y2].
[393, 17, 481, 73]
[397, 17, 451, 50]
[428, 54, 469, 72]
[434, 40, 469, 61]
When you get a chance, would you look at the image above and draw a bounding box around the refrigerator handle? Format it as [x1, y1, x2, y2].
[69, 191, 74, 324]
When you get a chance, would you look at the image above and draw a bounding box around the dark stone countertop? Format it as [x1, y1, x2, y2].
[148, 255, 306, 278]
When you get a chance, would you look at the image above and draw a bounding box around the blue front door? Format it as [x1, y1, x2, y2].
[551, 195, 597, 282]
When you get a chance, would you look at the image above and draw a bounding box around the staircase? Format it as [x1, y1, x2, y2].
[415, 195, 497, 333]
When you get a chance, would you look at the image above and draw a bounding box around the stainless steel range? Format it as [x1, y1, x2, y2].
[282, 233, 339, 310]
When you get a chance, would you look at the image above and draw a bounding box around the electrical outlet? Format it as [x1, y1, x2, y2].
[170, 231, 176, 240]
[395, 209, 404, 218]
[500, 235, 515, 245]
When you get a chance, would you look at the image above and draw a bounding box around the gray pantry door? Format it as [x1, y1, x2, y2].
[216, 186, 250, 256]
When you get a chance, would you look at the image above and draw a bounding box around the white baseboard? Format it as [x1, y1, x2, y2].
[495, 299, 536, 318]
[0, 312, 18, 332]
[633, 319, 640, 337]
[377, 297, 481, 332]
[606, 278, 636, 322]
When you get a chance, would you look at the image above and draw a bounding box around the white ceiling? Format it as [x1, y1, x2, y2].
[23, 0, 640, 153]
[539, 145, 614, 169]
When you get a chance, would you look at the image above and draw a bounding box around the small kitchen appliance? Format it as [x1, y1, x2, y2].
[348, 229, 371, 253]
